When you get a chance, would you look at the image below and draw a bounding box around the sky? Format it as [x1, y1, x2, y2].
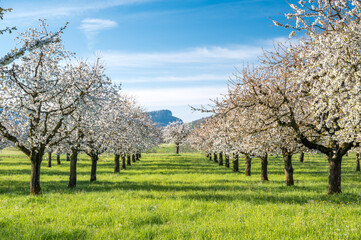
[0, 0, 294, 122]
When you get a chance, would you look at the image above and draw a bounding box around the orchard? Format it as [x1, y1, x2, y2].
[190, 0, 361, 195]
[2, 1, 361, 239]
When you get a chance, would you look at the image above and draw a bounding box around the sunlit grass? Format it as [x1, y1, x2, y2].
[0, 148, 361, 239]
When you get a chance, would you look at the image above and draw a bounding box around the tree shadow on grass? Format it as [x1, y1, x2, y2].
[0, 168, 99, 177]
[2, 153, 361, 206]
[0, 161, 30, 166]
[77, 180, 361, 205]
[2, 177, 360, 206]
[177, 191, 361, 205]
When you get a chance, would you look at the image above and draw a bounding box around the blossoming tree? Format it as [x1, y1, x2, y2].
[0, 23, 113, 195]
[162, 121, 191, 154]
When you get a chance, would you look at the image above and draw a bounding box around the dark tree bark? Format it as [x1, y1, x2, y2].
[282, 149, 294, 186]
[90, 154, 98, 182]
[323, 148, 351, 194]
[136, 153, 140, 161]
[47, 152, 52, 168]
[30, 151, 44, 195]
[245, 155, 252, 176]
[260, 154, 268, 182]
[328, 156, 342, 195]
[68, 149, 78, 188]
[127, 154, 131, 166]
[297, 133, 354, 194]
[132, 154, 136, 163]
[56, 154, 61, 165]
[114, 154, 120, 173]
[328, 154, 342, 194]
[213, 153, 218, 163]
[66, 153, 70, 161]
[299, 152, 304, 163]
[176, 143, 180, 154]
[121, 154, 126, 170]
[208, 153, 212, 161]
[225, 154, 230, 168]
[233, 153, 239, 172]
[219, 152, 223, 166]
[356, 153, 360, 172]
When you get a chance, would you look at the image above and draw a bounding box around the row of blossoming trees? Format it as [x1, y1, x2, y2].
[189, 0, 361, 195]
[0, 21, 160, 195]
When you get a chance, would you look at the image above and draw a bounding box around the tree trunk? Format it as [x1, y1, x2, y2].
[213, 153, 218, 163]
[260, 154, 268, 182]
[66, 153, 70, 161]
[127, 154, 131, 166]
[225, 154, 230, 168]
[328, 154, 342, 194]
[176, 143, 180, 154]
[245, 155, 252, 176]
[90, 154, 98, 182]
[233, 153, 239, 172]
[132, 154, 136, 163]
[356, 153, 360, 172]
[121, 154, 126, 170]
[299, 152, 304, 163]
[56, 154, 61, 165]
[47, 152, 52, 168]
[282, 149, 294, 186]
[208, 153, 212, 161]
[30, 152, 43, 195]
[114, 154, 120, 173]
[68, 149, 78, 188]
[136, 153, 140, 161]
[219, 152, 223, 166]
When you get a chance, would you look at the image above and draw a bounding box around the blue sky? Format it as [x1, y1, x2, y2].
[0, 0, 293, 122]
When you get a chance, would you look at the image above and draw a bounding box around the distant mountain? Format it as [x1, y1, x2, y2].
[147, 110, 183, 127]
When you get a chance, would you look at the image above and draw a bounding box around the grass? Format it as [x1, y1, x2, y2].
[147, 143, 197, 153]
[1, 148, 361, 239]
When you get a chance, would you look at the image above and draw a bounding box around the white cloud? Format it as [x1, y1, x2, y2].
[4, 0, 157, 20]
[100, 40, 283, 86]
[102, 45, 263, 68]
[97, 38, 290, 121]
[124, 86, 228, 107]
[122, 86, 228, 122]
[80, 18, 118, 39]
[115, 74, 229, 83]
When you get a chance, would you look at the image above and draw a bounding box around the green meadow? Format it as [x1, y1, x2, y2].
[1, 147, 361, 239]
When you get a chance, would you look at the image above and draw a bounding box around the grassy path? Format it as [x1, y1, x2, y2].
[1, 149, 361, 239]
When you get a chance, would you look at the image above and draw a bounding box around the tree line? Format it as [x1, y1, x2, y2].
[188, 0, 361, 195]
[0, 19, 160, 195]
